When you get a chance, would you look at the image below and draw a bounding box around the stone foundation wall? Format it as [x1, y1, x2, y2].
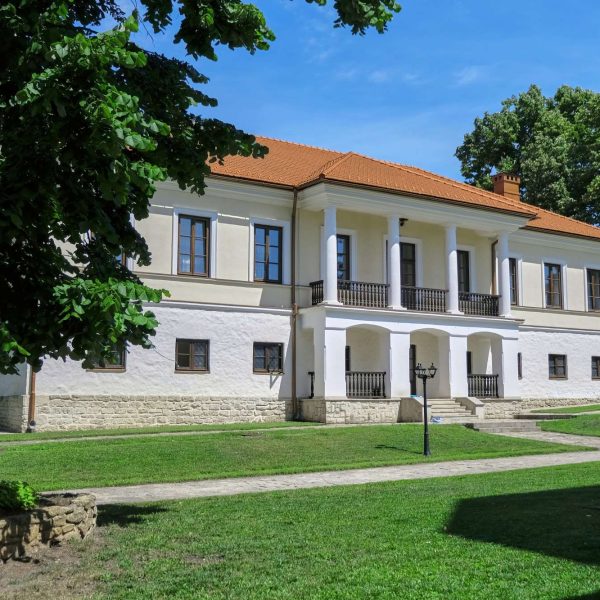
[0, 493, 97, 561]
[483, 397, 596, 419]
[32, 394, 288, 431]
[0, 395, 27, 432]
[299, 398, 402, 424]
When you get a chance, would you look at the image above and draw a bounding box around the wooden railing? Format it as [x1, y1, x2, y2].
[401, 286, 447, 313]
[468, 374, 499, 398]
[309, 280, 389, 308]
[346, 371, 386, 399]
[459, 292, 500, 316]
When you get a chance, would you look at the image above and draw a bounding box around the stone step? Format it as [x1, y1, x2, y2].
[431, 410, 473, 416]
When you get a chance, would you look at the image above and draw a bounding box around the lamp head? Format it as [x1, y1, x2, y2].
[414, 362, 426, 379]
[428, 363, 437, 379]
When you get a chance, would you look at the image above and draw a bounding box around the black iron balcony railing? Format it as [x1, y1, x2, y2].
[401, 286, 447, 313]
[467, 374, 499, 398]
[309, 280, 389, 308]
[459, 292, 500, 317]
[346, 371, 386, 399]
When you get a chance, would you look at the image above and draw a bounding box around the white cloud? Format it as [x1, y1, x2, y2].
[368, 69, 392, 84]
[454, 65, 486, 86]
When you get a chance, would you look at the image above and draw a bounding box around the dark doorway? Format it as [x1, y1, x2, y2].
[409, 344, 417, 395]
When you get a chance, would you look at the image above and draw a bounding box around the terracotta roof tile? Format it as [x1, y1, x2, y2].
[210, 136, 600, 242]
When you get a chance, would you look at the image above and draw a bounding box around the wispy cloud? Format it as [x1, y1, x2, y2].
[454, 65, 486, 86]
[368, 69, 392, 84]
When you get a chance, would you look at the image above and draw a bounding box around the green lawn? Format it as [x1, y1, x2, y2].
[11, 463, 600, 599]
[532, 404, 600, 414]
[0, 424, 588, 491]
[0, 420, 318, 442]
[541, 414, 600, 437]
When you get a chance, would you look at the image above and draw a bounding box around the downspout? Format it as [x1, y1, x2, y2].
[491, 240, 498, 295]
[26, 367, 36, 433]
[291, 188, 299, 420]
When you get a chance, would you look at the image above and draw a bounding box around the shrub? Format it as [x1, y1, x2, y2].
[0, 480, 39, 512]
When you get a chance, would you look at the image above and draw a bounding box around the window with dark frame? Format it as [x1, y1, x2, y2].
[401, 242, 417, 287]
[336, 234, 351, 281]
[178, 215, 210, 277]
[175, 339, 209, 372]
[253, 342, 284, 373]
[592, 356, 600, 380]
[457, 250, 470, 293]
[517, 352, 523, 379]
[509, 257, 519, 305]
[254, 224, 283, 284]
[90, 346, 126, 370]
[587, 269, 600, 311]
[544, 263, 563, 308]
[548, 354, 567, 379]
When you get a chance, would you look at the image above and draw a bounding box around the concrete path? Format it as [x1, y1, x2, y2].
[60, 430, 600, 505]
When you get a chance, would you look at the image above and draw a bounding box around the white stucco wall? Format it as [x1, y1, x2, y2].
[35, 304, 292, 398]
[0, 364, 29, 396]
[518, 327, 600, 399]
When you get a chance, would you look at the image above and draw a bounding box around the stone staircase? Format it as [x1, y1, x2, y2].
[427, 399, 477, 422]
[468, 420, 541, 434]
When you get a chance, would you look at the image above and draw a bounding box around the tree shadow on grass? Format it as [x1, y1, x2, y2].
[446, 485, 600, 566]
[97, 504, 170, 528]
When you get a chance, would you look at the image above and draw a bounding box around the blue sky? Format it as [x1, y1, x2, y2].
[133, 0, 600, 179]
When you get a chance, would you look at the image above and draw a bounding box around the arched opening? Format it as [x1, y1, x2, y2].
[466, 332, 503, 398]
[409, 328, 450, 399]
[346, 325, 390, 398]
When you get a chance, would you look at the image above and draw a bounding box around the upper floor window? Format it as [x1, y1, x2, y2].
[254, 224, 283, 284]
[548, 354, 567, 379]
[178, 215, 210, 277]
[509, 257, 519, 305]
[401, 242, 416, 287]
[253, 342, 284, 374]
[337, 234, 351, 281]
[457, 250, 470, 293]
[175, 339, 209, 372]
[90, 346, 126, 371]
[587, 269, 600, 311]
[544, 263, 563, 308]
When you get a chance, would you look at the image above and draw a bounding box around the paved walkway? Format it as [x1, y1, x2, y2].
[61, 430, 600, 505]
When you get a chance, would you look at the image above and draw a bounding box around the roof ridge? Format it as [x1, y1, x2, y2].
[297, 151, 353, 186]
[256, 135, 343, 156]
[339, 152, 537, 216]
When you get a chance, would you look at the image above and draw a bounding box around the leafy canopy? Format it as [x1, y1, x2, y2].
[0, 0, 401, 374]
[456, 85, 600, 224]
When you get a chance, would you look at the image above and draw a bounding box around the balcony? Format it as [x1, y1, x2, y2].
[346, 371, 387, 399]
[401, 286, 447, 313]
[467, 374, 499, 398]
[310, 280, 389, 308]
[459, 292, 499, 317]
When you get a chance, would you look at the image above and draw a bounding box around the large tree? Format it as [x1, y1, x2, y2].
[456, 85, 600, 224]
[0, 0, 401, 374]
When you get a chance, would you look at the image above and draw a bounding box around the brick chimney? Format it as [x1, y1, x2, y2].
[493, 173, 521, 202]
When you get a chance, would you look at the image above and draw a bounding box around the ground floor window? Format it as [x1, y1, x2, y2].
[175, 339, 209, 372]
[592, 356, 600, 380]
[90, 346, 126, 371]
[253, 342, 284, 373]
[548, 354, 567, 379]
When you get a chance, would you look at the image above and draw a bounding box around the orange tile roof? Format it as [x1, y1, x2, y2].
[210, 136, 600, 242]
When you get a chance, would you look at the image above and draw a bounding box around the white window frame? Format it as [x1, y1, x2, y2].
[172, 208, 218, 277]
[382, 235, 424, 288]
[320, 227, 358, 281]
[457, 244, 476, 293]
[584, 264, 600, 312]
[499, 254, 524, 306]
[541, 258, 568, 310]
[249, 217, 291, 285]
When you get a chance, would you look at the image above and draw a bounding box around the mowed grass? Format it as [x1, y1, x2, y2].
[0, 424, 588, 491]
[532, 404, 600, 414]
[0, 420, 318, 442]
[31, 462, 600, 599]
[541, 414, 600, 437]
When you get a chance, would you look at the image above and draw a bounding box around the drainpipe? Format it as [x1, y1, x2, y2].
[291, 188, 299, 420]
[491, 240, 498, 295]
[26, 367, 36, 433]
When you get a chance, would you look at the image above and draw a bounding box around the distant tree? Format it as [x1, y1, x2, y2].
[456, 85, 600, 224]
[0, 0, 401, 374]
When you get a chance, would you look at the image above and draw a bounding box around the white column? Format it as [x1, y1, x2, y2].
[387, 215, 404, 309]
[445, 224, 461, 314]
[438, 334, 468, 397]
[497, 232, 512, 317]
[491, 336, 520, 398]
[323, 206, 341, 305]
[388, 332, 411, 398]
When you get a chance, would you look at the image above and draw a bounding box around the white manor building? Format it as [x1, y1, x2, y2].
[3, 137, 600, 431]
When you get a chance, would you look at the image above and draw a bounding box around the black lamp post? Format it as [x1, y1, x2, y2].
[414, 362, 437, 456]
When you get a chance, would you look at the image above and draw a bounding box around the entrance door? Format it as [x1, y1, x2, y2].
[409, 344, 417, 395]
